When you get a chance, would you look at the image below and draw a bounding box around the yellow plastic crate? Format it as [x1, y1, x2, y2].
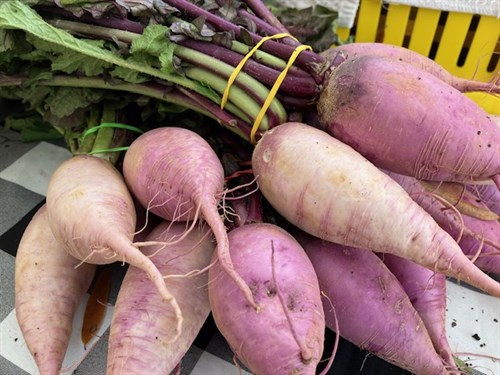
[337, 0, 500, 114]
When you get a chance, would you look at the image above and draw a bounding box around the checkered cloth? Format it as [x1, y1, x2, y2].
[0, 117, 497, 374]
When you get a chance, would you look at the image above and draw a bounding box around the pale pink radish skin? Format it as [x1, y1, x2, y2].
[208, 223, 325, 375]
[386, 172, 500, 274]
[251, 122, 500, 297]
[379, 254, 457, 371]
[297, 233, 449, 375]
[322, 43, 500, 94]
[317, 55, 500, 184]
[46, 154, 183, 341]
[106, 221, 215, 375]
[122, 127, 258, 310]
[15, 204, 96, 375]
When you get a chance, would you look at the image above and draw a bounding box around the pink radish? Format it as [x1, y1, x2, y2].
[15, 204, 96, 375]
[106, 220, 214, 374]
[251, 122, 500, 297]
[208, 223, 325, 374]
[297, 232, 450, 375]
[380, 254, 458, 371]
[317, 55, 500, 184]
[46, 154, 183, 341]
[122, 126, 258, 310]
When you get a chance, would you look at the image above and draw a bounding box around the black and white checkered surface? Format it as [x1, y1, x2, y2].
[0, 124, 498, 375]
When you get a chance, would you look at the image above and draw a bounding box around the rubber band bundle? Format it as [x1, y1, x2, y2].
[221, 33, 312, 144]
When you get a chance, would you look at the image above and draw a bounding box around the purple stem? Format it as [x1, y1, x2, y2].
[162, 0, 325, 82]
[177, 48, 282, 127]
[244, 0, 289, 34]
[178, 39, 318, 99]
[35, 5, 146, 34]
[237, 8, 300, 47]
[176, 87, 253, 139]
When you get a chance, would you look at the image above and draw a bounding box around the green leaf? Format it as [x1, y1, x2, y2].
[130, 24, 170, 56]
[159, 43, 177, 74]
[0, 2, 184, 84]
[267, 4, 340, 52]
[0, 29, 32, 66]
[51, 40, 113, 76]
[45, 87, 104, 119]
[129, 24, 178, 75]
[110, 53, 155, 83]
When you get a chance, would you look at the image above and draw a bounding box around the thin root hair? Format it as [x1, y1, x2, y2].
[73, 247, 111, 269]
[164, 256, 218, 281]
[158, 227, 215, 275]
[468, 236, 485, 264]
[170, 196, 194, 222]
[218, 199, 239, 224]
[428, 192, 466, 243]
[465, 184, 498, 207]
[218, 176, 260, 201]
[232, 353, 244, 375]
[146, 203, 203, 259]
[203, 260, 228, 290]
[452, 353, 500, 375]
[224, 168, 254, 182]
[145, 189, 174, 212]
[132, 204, 153, 239]
[423, 271, 438, 292]
[318, 291, 339, 375]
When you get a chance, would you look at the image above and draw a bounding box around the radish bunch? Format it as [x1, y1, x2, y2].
[7, 2, 499, 372]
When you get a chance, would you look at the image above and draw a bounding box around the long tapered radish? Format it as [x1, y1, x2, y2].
[15, 204, 96, 375]
[379, 254, 457, 371]
[122, 126, 258, 309]
[107, 220, 215, 375]
[46, 154, 183, 341]
[296, 232, 450, 375]
[251, 122, 500, 297]
[385, 171, 500, 274]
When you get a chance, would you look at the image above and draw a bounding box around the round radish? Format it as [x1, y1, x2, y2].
[208, 223, 325, 375]
[122, 126, 258, 310]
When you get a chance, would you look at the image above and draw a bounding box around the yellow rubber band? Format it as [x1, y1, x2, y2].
[220, 33, 298, 110]
[250, 43, 312, 144]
